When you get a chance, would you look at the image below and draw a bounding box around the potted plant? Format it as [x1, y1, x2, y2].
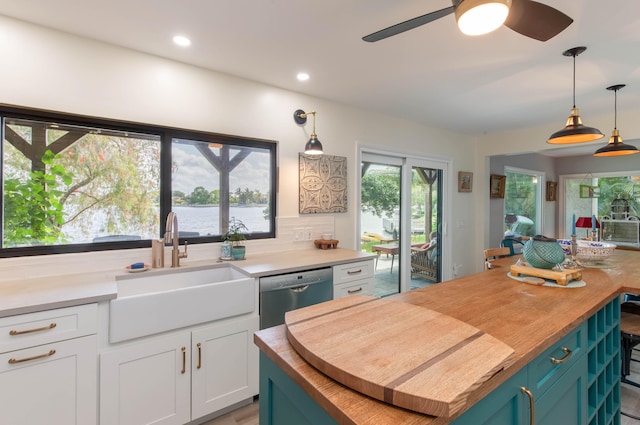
[223, 217, 248, 260]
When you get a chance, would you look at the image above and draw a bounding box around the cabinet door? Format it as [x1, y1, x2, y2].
[191, 316, 259, 419]
[100, 332, 191, 425]
[451, 368, 527, 425]
[0, 334, 97, 425]
[536, 354, 588, 425]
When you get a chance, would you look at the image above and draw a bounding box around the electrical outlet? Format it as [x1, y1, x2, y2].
[294, 228, 304, 242]
[304, 227, 313, 240]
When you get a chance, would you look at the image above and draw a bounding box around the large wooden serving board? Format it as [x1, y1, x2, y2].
[285, 295, 515, 418]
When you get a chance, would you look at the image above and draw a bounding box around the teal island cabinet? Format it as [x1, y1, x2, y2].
[257, 297, 620, 425]
[253, 242, 640, 425]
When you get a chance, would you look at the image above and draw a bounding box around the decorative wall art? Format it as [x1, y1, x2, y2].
[546, 181, 558, 202]
[299, 153, 347, 214]
[490, 174, 506, 199]
[579, 185, 600, 198]
[458, 171, 473, 192]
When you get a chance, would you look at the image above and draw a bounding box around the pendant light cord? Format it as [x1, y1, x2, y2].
[613, 89, 618, 130]
[572, 53, 576, 108]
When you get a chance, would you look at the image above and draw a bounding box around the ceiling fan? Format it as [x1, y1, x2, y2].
[362, 0, 573, 43]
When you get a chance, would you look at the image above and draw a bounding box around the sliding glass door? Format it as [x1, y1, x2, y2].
[360, 151, 447, 297]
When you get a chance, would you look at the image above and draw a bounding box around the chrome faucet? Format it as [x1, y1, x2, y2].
[165, 211, 188, 267]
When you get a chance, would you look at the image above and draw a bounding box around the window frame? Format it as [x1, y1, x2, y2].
[0, 104, 277, 257]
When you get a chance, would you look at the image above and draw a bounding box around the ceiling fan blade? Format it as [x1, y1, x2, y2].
[362, 6, 455, 42]
[504, 0, 573, 41]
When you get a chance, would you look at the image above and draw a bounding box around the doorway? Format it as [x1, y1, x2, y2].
[359, 151, 448, 297]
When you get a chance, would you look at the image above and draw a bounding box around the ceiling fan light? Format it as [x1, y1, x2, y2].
[456, 0, 510, 36]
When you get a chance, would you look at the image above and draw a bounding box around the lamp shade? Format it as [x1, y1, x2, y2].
[304, 135, 323, 155]
[593, 130, 639, 157]
[575, 216, 599, 229]
[547, 108, 604, 144]
[455, 0, 510, 36]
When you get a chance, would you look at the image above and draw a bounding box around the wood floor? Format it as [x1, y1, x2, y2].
[205, 351, 640, 425]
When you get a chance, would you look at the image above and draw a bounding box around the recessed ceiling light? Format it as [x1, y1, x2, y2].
[297, 72, 310, 81]
[173, 35, 191, 47]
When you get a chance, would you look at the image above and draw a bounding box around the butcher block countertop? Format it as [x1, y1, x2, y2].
[254, 249, 640, 425]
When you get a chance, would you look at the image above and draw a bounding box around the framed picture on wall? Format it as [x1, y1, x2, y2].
[546, 181, 557, 202]
[579, 184, 600, 198]
[458, 171, 473, 192]
[490, 174, 506, 199]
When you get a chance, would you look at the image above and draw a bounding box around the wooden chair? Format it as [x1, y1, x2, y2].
[484, 247, 511, 270]
[410, 244, 438, 282]
[621, 301, 640, 388]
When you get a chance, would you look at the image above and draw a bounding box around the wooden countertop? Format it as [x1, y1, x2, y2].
[254, 250, 640, 425]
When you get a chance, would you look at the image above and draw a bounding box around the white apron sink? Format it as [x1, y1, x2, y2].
[109, 265, 255, 343]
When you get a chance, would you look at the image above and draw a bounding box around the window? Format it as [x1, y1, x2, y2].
[503, 167, 543, 238]
[1, 106, 276, 257]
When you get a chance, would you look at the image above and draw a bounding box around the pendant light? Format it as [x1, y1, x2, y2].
[293, 109, 323, 155]
[547, 46, 604, 144]
[593, 84, 639, 157]
[455, 0, 511, 36]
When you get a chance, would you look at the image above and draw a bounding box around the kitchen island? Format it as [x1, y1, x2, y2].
[254, 250, 640, 424]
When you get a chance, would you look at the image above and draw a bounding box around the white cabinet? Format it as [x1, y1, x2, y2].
[0, 304, 98, 425]
[333, 259, 375, 299]
[100, 315, 259, 425]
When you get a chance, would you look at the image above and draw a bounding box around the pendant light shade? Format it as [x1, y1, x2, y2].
[593, 84, 639, 157]
[293, 109, 324, 155]
[547, 47, 604, 145]
[455, 0, 511, 36]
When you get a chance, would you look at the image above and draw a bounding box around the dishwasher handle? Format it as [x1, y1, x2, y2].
[290, 285, 310, 293]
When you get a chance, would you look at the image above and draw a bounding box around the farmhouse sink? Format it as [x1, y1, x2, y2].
[109, 265, 255, 343]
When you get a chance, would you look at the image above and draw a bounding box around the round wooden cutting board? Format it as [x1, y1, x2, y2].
[285, 295, 515, 418]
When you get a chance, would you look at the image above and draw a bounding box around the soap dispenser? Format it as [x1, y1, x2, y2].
[152, 239, 164, 268]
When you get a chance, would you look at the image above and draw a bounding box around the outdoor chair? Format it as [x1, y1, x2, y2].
[410, 244, 438, 282]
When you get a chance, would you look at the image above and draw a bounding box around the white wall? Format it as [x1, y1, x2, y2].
[0, 16, 480, 279]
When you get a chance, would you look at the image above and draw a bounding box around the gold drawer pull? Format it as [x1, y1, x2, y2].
[181, 347, 186, 374]
[347, 287, 363, 294]
[347, 269, 363, 275]
[521, 387, 535, 425]
[550, 347, 572, 364]
[9, 349, 56, 364]
[197, 343, 202, 369]
[9, 323, 57, 336]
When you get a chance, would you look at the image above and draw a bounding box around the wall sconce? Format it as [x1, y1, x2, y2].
[293, 109, 323, 155]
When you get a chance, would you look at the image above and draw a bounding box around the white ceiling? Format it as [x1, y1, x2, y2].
[1, 0, 639, 141]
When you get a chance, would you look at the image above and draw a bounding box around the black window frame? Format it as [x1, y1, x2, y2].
[0, 104, 277, 258]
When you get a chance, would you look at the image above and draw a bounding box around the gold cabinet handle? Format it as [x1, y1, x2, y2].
[197, 343, 202, 369]
[521, 387, 535, 425]
[9, 323, 57, 336]
[347, 269, 363, 275]
[9, 349, 56, 364]
[347, 287, 363, 294]
[181, 346, 186, 374]
[550, 347, 572, 364]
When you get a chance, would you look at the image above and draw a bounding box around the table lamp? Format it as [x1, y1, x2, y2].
[575, 216, 600, 239]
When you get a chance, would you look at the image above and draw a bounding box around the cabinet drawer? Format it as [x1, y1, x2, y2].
[528, 321, 587, 397]
[333, 260, 374, 285]
[0, 303, 97, 353]
[334, 279, 374, 299]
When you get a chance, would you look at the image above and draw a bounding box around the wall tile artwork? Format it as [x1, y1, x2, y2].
[299, 153, 347, 214]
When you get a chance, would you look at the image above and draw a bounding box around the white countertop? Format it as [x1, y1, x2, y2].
[0, 248, 374, 318]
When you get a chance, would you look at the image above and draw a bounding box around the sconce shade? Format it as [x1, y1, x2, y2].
[547, 47, 604, 145]
[304, 135, 323, 155]
[593, 84, 638, 157]
[294, 109, 324, 155]
[455, 0, 510, 36]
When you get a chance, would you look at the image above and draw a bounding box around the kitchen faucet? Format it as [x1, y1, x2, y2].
[165, 211, 188, 267]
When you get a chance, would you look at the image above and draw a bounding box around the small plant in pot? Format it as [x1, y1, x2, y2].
[223, 217, 248, 260]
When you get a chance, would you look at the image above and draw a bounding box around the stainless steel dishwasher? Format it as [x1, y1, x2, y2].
[259, 267, 333, 329]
